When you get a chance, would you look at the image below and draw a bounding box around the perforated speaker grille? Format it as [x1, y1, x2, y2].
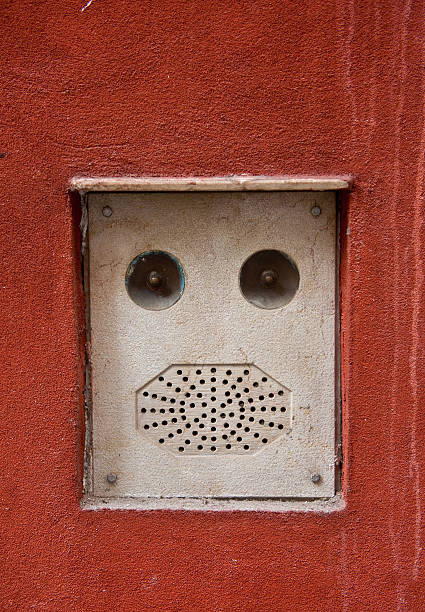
[136, 365, 291, 455]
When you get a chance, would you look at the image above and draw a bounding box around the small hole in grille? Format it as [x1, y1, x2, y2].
[137, 365, 291, 455]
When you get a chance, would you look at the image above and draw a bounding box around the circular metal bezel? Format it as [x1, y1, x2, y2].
[239, 249, 300, 310]
[125, 250, 185, 311]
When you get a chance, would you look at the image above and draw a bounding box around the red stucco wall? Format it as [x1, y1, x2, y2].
[1, 1, 425, 609]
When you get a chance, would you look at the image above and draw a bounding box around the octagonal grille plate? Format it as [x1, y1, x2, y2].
[137, 364, 291, 455]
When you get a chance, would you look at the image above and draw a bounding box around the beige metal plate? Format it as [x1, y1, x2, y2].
[86, 191, 337, 502]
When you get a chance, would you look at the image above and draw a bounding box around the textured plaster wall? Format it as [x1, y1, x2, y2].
[1, 1, 425, 610]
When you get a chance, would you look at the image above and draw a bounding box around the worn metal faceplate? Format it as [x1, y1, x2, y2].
[87, 191, 336, 501]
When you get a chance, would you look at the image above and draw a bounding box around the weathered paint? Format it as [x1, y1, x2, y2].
[0, 1, 424, 610]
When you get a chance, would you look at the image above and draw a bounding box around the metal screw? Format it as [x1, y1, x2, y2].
[147, 270, 163, 289]
[311, 206, 321, 217]
[102, 206, 113, 217]
[311, 473, 321, 484]
[261, 269, 277, 287]
[106, 472, 117, 484]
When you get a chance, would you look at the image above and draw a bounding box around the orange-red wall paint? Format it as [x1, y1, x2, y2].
[1, 1, 425, 610]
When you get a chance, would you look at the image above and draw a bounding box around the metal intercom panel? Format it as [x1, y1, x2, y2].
[85, 191, 337, 504]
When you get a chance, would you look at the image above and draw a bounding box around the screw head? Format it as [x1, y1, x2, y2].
[102, 206, 113, 217]
[311, 473, 321, 484]
[311, 206, 321, 217]
[260, 269, 278, 287]
[106, 472, 117, 484]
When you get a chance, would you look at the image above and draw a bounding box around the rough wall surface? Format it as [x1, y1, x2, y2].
[1, 1, 424, 610]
